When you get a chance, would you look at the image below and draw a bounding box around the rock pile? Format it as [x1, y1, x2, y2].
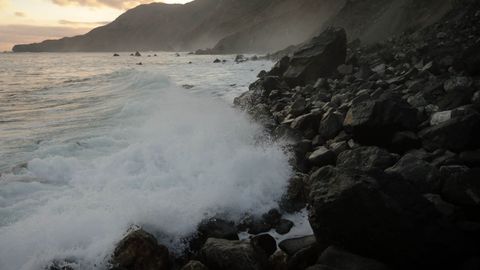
[233, 2, 480, 269]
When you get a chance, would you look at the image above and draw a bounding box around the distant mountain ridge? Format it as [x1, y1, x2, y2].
[12, 0, 453, 53]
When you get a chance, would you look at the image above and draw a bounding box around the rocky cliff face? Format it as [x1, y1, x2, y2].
[13, 0, 453, 54]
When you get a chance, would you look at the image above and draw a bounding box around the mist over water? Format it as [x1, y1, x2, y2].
[0, 53, 292, 270]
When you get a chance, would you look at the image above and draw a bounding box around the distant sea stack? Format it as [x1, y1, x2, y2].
[12, 0, 452, 53]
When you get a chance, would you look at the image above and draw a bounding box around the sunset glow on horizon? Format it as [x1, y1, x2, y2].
[0, 0, 193, 51]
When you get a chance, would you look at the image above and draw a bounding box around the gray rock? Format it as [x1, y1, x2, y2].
[111, 229, 169, 270]
[443, 76, 473, 92]
[316, 246, 390, 270]
[308, 147, 336, 167]
[385, 153, 440, 193]
[337, 146, 397, 171]
[283, 28, 347, 87]
[278, 235, 317, 256]
[200, 238, 264, 270]
[319, 110, 344, 140]
[251, 234, 277, 257]
[275, 219, 294, 235]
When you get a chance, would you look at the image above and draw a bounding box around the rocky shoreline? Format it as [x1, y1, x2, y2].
[52, 2, 480, 270]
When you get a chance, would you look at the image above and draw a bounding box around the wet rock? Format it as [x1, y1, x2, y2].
[200, 238, 264, 270]
[283, 28, 347, 87]
[443, 77, 473, 92]
[419, 112, 480, 152]
[213, 59, 221, 63]
[111, 229, 169, 270]
[251, 234, 277, 257]
[180, 260, 209, 270]
[287, 243, 323, 270]
[459, 149, 480, 167]
[280, 174, 308, 213]
[113, 53, 120, 57]
[275, 219, 294, 235]
[441, 167, 480, 207]
[343, 96, 418, 146]
[278, 235, 317, 256]
[308, 147, 336, 167]
[308, 166, 451, 268]
[390, 131, 421, 153]
[235, 54, 247, 63]
[291, 112, 322, 131]
[269, 56, 290, 77]
[385, 153, 440, 193]
[315, 246, 390, 270]
[290, 97, 307, 117]
[269, 250, 288, 270]
[135, 51, 141, 57]
[337, 146, 397, 171]
[262, 209, 282, 226]
[197, 218, 239, 241]
[248, 220, 272, 235]
[319, 110, 344, 140]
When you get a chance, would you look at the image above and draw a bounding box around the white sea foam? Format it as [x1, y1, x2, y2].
[0, 68, 292, 270]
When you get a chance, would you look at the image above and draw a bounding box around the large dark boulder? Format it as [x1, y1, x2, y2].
[199, 238, 265, 270]
[441, 167, 480, 207]
[111, 229, 170, 270]
[308, 166, 465, 268]
[343, 96, 418, 146]
[385, 153, 440, 194]
[315, 246, 391, 270]
[283, 28, 347, 87]
[419, 112, 480, 152]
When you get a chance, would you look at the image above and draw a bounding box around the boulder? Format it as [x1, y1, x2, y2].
[390, 131, 421, 153]
[419, 112, 480, 152]
[308, 147, 336, 167]
[275, 219, 294, 235]
[319, 110, 344, 140]
[213, 59, 221, 63]
[197, 218, 239, 241]
[135, 51, 141, 57]
[279, 173, 308, 213]
[315, 246, 390, 270]
[200, 238, 264, 270]
[385, 153, 440, 193]
[290, 97, 307, 117]
[308, 166, 456, 268]
[111, 229, 169, 270]
[343, 96, 418, 146]
[443, 76, 473, 92]
[283, 28, 347, 87]
[278, 235, 317, 256]
[337, 146, 397, 171]
[181, 261, 209, 270]
[441, 167, 480, 207]
[262, 209, 282, 226]
[269, 56, 290, 77]
[113, 53, 120, 57]
[291, 112, 322, 131]
[251, 234, 277, 257]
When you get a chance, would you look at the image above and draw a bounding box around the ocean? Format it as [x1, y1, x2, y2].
[0, 53, 299, 269]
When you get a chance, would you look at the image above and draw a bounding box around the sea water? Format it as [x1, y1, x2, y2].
[0, 53, 294, 269]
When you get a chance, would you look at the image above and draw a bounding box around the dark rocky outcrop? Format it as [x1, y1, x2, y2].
[233, 3, 480, 268]
[110, 229, 170, 270]
[283, 28, 347, 87]
[199, 238, 265, 270]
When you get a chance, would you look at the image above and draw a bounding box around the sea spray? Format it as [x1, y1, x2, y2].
[0, 69, 291, 270]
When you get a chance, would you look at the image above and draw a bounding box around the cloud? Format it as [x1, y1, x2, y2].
[58, 19, 110, 26]
[0, 24, 91, 51]
[14, 11, 25, 17]
[0, 0, 10, 10]
[51, 0, 158, 10]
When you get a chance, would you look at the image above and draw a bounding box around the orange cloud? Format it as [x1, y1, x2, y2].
[51, 0, 158, 10]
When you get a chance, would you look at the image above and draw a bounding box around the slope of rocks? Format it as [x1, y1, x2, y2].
[232, 1, 480, 269]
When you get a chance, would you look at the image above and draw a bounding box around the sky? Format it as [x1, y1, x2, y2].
[0, 0, 193, 51]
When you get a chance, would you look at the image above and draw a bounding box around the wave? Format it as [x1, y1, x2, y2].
[0, 69, 292, 270]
